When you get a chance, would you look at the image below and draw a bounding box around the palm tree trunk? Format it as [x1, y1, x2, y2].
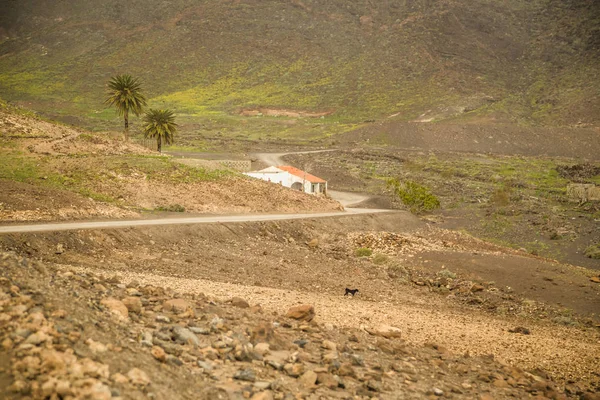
[124, 110, 129, 141]
[157, 137, 162, 153]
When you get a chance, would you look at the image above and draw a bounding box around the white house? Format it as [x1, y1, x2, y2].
[244, 166, 327, 195]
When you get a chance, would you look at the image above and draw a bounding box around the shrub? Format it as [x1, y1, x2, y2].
[437, 269, 457, 279]
[155, 204, 186, 212]
[490, 187, 511, 206]
[355, 247, 373, 257]
[585, 243, 600, 259]
[387, 178, 440, 214]
[372, 253, 389, 265]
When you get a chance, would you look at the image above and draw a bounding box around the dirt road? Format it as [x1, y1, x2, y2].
[0, 208, 388, 234]
[253, 150, 374, 207]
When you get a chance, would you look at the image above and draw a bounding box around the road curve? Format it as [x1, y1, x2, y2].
[252, 150, 373, 207]
[0, 208, 390, 234]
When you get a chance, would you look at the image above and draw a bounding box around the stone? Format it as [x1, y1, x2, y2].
[251, 322, 275, 343]
[25, 332, 48, 345]
[234, 368, 256, 382]
[493, 379, 509, 388]
[163, 298, 193, 314]
[285, 305, 315, 322]
[284, 363, 305, 377]
[508, 326, 530, 335]
[156, 315, 171, 323]
[197, 360, 213, 371]
[86, 339, 108, 354]
[122, 297, 143, 314]
[127, 368, 150, 386]
[251, 392, 274, 400]
[321, 340, 337, 351]
[365, 325, 402, 339]
[254, 342, 271, 356]
[254, 381, 271, 390]
[230, 297, 250, 308]
[190, 327, 210, 335]
[337, 363, 356, 378]
[433, 388, 444, 396]
[307, 238, 319, 248]
[172, 326, 201, 347]
[151, 346, 166, 362]
[56, 244, 65, 254]
[367, 380, 383, 392]
[298, 370, 318, 388]
[317, 372, 338, 389]
[471, 284, 485, 292]
[100, 298, 128, 320]
[111, 373, 129, 384]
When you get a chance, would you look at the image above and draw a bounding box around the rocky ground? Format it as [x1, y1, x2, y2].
[3, 251, 600, 400]
[1, 213, 599, 399]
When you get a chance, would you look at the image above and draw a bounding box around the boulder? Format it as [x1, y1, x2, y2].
[100, 298, 128, 320]
[230, 297, 250, 308]
[163, 299, 193, 314]
[365, 324, 402, 339]
[286, 305, 315, 322]
[122, 297, 143, 314]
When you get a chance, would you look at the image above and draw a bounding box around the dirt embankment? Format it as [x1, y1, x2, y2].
[2, 213, 599, 391]
[0, 109, 342, 223]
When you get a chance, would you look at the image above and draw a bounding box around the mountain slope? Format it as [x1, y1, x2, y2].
[0, 0, 598, 129]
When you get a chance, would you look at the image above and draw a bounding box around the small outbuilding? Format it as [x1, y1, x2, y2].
[244, 165, 327, 195]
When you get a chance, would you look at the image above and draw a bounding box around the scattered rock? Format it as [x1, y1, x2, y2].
[234, 368, 256, 382]
[163, 298, 193, 314]
[508, 326, 531, 335]
[285, 305, 315, 322]
[151, 346, 167, 362]
[100, 297, 129, 320]
[230, 297, 250, 308]
[254, 342, 271, 356]
[365, 324, 402, 339]
[122, 296, 143, 314]
[284, 363, 305, 377]
[298, 370, 318, 388]
[172, 326, 201, 347]
[127, 368, 151, 386]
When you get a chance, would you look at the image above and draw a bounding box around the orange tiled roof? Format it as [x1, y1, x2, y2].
[277, 166, 327, 183]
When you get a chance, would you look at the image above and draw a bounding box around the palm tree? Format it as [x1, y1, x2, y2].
[142, 109, 178, 153]
[104, 74, 147, 140]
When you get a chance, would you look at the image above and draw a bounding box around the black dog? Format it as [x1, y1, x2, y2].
[344, 288, 359, 297]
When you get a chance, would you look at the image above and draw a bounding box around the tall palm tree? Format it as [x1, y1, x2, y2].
[104, 74, 147, 140]
[142, 109, 178, 153]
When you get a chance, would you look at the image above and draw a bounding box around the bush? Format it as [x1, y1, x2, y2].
[585, 243, 600, 259]
[355, 247, 373, 257]
[387, 178, 440, 214]
[372, 253, 389, 265]
[155, 204, 186, 212]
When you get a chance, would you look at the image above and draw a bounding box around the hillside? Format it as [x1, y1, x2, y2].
[0, 105, 340, 222]
[0, 0, 599, 136]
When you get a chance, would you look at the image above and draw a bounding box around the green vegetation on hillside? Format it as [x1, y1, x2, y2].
[0, 0, 598, 137]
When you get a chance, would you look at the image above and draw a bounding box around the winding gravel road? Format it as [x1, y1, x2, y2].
[253, 150, 372, 207]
